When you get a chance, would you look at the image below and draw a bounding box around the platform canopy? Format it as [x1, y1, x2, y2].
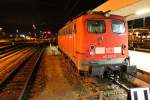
[93, 0, 150, 21]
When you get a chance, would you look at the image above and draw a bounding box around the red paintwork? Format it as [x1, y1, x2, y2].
[58, 13, 128, 70]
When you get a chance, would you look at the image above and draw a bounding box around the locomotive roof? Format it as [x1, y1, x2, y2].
[59, 11, 125, 31]
[67, 10, 124, 23]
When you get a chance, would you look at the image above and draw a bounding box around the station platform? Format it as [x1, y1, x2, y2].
[30, 46, 81, 100]
[129, 50, 150, 72]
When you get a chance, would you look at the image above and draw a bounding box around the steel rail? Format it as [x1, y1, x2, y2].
[0, 47, 28, 59]
[0, 48, 35, 84]
[0, 48, 44, 100]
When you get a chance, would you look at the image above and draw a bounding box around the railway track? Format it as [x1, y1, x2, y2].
[122, 69, 150, 88]
[0, 48, 30, 59]
[136, 69, 150, 84]
[61, 56, 150, 100]
[0, 44, 24, 55]
[0, 47, 44, 100]
[77, 69, 150, 100]
[77, 77, 128, 100]
[0, 48, 35, 84]
[61, 55, 128, 100]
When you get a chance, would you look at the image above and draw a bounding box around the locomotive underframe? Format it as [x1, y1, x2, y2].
[79, 58, 134, 77]
[79, 58, 125, 71]
[81, 58, 136, 78]
[59, 47, 136, 79]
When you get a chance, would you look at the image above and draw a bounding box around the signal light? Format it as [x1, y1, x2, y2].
[47, 31, 51, 34]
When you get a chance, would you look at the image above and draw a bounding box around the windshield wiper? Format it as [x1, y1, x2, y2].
[93, 27, 99, 34]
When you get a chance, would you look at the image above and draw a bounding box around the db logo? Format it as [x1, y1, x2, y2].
[105, 48, 114, 53]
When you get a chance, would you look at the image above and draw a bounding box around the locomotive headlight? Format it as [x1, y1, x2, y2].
[89, 51, 95, 56]
[104, 13, 110, 18]
[89, 45, 96, 56]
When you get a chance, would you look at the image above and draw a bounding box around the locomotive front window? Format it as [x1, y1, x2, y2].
[87, 20, 105, 33]
[112, 20, 125, 34]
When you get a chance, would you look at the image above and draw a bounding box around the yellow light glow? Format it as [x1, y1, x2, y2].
[136, 8, 150, 15]
[0, 27, 3, 31]
[93, 0, 139, 12]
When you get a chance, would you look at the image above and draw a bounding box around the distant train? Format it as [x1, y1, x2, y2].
[128, 29, 150, 49]
[58, 11, 136, 79]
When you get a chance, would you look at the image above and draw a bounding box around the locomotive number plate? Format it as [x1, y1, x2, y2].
[105, 48, 114, 53]
[95, 47, 105, 54]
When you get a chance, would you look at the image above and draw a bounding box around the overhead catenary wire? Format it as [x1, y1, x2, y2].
[65, 0, 80, 20]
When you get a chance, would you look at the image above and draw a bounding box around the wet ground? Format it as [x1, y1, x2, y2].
[30, 46, 84, 100]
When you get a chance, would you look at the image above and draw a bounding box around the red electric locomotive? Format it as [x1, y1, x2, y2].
[58, 11, 136, 78]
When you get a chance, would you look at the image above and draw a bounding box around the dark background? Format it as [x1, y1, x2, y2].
[0, 0, 106, 33]
[128, 17, 150, 29]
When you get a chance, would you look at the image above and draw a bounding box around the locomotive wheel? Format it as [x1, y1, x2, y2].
[120, 67, 136, 82]
[121, 58, 136, 82]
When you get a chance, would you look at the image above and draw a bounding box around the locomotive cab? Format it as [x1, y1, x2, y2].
[58, 11, 136, 79]
[78, 13, 133, 77]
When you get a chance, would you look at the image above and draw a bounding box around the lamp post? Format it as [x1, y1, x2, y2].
[0, 27, 3, 31]
[0, 27, 3, 38]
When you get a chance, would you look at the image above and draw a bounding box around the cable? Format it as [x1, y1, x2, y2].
[65, 0, 80, 19]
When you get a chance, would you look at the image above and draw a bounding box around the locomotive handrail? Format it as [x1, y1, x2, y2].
[71, 10, 111, 21]
[64, 10, 113, 27]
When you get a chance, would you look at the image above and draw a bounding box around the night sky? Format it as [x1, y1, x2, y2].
[0, 0, 106, 33]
